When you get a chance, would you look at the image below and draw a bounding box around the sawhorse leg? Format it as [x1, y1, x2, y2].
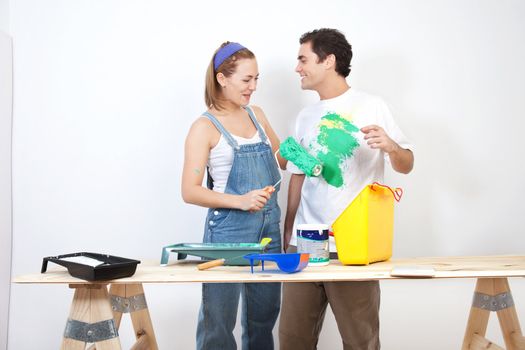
[462, 278, 525, 350]
[109, 283, 158, 350]
[61, 284, 121, 350]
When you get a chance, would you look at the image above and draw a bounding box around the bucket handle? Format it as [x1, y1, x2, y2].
[371, 182, 403, 202]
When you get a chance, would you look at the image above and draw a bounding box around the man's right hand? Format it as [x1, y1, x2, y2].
[283, 229, 292, 252]
[283, 173, 305, 252]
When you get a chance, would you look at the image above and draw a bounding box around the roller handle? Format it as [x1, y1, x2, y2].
[197, 258, 226, 270]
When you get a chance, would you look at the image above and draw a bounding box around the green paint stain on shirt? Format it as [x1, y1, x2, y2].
[314, 113, 360, 187]
[317, 151, 344, 187]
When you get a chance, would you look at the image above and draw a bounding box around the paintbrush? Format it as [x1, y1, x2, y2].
[260, 150, 282, 194]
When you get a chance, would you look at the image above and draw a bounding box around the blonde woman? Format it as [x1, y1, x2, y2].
[182, 42, 285, 350]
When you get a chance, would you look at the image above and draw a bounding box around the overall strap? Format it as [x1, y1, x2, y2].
[202, 111, 239, 149]
[244, 106, 269, 144]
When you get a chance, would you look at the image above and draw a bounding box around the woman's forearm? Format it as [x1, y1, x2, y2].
[182, 184, 241, 209]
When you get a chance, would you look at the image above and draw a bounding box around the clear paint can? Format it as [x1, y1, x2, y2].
[297, 224, 329, 266]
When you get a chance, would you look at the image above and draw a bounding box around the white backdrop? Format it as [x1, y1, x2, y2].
[8, 1, 525, 349]
[0, 30, 13, 350]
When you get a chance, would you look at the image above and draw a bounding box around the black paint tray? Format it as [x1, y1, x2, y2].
[41, 252, 141, 281]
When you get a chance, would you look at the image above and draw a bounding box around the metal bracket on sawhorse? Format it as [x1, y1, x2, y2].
[61, 284, 122, 350]
[110, 293, 148, 313]
[109, 283, 158, 350]
[64, 318, 119, 343]
[462, 278, 525, 350]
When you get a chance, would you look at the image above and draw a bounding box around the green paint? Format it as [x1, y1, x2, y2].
[317, 152, 344, 187]
[280, 137, 322, 177]
[314, 112, 359, 187]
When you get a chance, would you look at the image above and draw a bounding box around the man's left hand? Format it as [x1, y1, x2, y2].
[361, 124, 399, 154]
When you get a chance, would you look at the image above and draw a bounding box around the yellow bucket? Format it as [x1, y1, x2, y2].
[332, 182, 402, 265]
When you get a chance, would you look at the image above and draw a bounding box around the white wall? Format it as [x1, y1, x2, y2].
[0, 29, 12, 350]
[8, 1, 525, 349]
[0, 0, 8, 34]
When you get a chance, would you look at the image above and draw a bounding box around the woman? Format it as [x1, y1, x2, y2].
[181, 42, 285, 350]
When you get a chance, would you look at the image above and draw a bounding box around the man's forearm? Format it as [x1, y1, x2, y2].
[389, 147, 414, 174]
[283, 174, 305, 249]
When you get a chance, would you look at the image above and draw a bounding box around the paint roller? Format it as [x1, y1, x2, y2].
[279, 137, 322, 177]
[259, 137, 321, 195]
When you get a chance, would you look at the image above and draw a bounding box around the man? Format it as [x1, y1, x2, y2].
[279, 28, 414, 350]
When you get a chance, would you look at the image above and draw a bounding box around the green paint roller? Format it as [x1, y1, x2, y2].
[279, 137, 323, 177]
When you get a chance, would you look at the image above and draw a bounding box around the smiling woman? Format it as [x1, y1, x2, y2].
[204, 42, 257, 111]
[179, 41, 286, 350]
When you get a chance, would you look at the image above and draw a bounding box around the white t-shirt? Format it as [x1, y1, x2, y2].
[288, 88, 413, 251]
[208, 132, 262, 193]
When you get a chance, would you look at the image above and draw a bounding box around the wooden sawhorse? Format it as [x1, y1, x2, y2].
[60, 283, 157, 350]
[13, 255, 525, 349]
[462, 278, 525, 350]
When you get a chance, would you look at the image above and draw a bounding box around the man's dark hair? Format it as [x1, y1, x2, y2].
[300, 28, 352, 77]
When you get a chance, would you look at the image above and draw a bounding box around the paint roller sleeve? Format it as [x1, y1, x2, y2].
[279, 137, 323, 177]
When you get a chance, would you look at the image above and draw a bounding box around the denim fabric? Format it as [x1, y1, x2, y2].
[196, 107, 282, 350]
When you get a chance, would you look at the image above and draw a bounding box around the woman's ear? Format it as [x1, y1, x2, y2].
[216, 72, 227, 88]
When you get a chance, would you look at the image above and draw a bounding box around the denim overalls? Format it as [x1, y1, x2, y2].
[196, 107, 282, 350]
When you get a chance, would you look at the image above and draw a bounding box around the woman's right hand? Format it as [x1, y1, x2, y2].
[239, 189, 272, 212]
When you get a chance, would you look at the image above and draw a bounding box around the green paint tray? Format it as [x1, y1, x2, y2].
[160, 238, 272, 266]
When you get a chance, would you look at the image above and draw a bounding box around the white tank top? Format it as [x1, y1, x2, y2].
[208, 131, 263, 193]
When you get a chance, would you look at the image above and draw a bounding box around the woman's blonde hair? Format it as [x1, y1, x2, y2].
[205, 42, 255, 111]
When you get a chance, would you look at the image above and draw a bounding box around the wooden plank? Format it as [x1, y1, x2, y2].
[469, 333, 503, 350]
[17, 257, 525, 350]
[90, 286, 121, 350]
[126, 284, 158, 350]
[109, 284, 158, 350]
[493, 278, 524, 350]
[109, 284, 125, 329]
[130, 334, 149, 350]
[462, 279, 493, 350]
[511, 333, 525, 348]
[13, 255, 525, 284]
[61, 287, 91, 350]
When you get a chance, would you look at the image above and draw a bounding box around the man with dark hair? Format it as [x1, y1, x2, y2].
[299, 28, 353, 78]
[279, 28, 414, 350]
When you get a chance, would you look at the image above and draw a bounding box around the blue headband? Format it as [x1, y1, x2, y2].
[213, 42, 246, 70]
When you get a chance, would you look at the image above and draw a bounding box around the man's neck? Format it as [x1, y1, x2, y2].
[317, 76, 350, 100]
